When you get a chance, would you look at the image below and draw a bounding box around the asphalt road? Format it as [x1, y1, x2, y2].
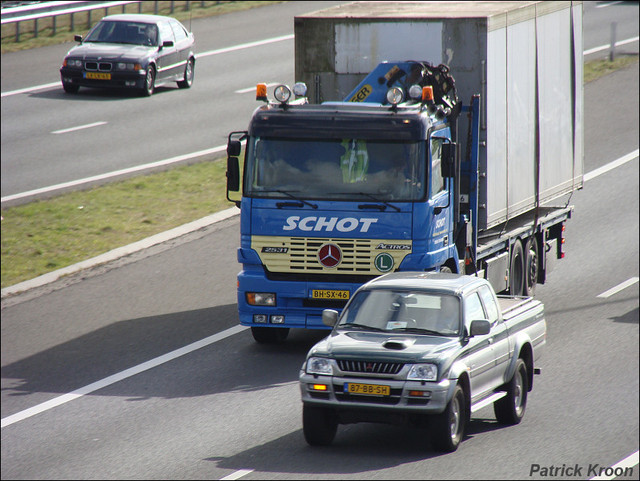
[1, 1, 639, 480]
[1, 1, 638, 205]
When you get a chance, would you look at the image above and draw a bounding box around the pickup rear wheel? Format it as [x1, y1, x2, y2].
[494, 358, 528, 424]
[250, 326, 289, 343]
[431, 384, 466, 452]
[303, 405, 337, 446]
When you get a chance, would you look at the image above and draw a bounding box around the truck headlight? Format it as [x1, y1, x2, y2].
[246, 292, 276, 306]
[306, 357, 332, 375]
[407, 363, 438, 381]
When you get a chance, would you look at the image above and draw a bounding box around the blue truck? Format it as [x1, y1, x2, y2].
[226, 2, 583, 344]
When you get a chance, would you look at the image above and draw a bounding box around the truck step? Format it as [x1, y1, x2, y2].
[471, 391, 507, 413]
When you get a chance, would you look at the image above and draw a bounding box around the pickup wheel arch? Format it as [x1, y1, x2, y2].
[494, 358, 528, 424]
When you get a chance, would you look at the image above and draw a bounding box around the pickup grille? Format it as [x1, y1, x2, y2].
[337, 360, 404, 374]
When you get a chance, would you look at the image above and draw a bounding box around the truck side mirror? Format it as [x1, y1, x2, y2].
[469, 319, 491, 336]
[441, 142, 456, 178]
[227, 140, 242, 157]
[322, 309, 339, 327]
[226, 156, 240, 192]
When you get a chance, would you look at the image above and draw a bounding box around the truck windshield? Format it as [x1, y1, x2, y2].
[338, 290, 460, 336]
[244, 137, 426, 201]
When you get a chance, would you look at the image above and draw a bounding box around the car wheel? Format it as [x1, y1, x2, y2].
[303, 405, 338, 446]
[62, 83, 79, 94]
[494, 358, 528, 425]
[509, 239, 526, 296]
[250, 326, 289, 344]
[431, 384, 466, 452]
[177, 58, 194, 89]
[141, 65, 156, 97]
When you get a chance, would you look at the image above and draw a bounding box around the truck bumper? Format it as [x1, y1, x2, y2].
[299, 371, 452, 419]
[237, 269, 365, 329]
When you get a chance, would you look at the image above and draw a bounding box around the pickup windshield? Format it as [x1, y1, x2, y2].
[338, 289, 460, 336]
[244, 137, 426, 201]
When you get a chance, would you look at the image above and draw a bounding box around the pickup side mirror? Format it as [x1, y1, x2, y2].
[469, 319, 491, 336]
[322, 309, 339, 327]
[441, 142, 456, 178]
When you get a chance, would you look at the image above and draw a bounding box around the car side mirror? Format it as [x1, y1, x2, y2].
[469, 319, 491, 336]
[161, 40, 174, 49]
[322, 309, 339, 327]
[74, 34, 82, 43]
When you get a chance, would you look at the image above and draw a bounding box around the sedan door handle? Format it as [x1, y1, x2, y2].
[487, 337, 494, 345]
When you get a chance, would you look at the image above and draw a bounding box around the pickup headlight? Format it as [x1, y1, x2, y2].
[306, 357, 332, 375]
[407, 363, 438, 381]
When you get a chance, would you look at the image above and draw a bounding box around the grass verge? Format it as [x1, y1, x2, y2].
[1, 56, 637, 289]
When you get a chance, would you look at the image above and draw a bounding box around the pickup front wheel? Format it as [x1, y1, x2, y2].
[431, 384, 466, 452]
[494, 358, 528, 424]
[303, 405, 338, 446]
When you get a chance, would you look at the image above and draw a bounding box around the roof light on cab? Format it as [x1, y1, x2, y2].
[386, 86, 404, 106]
[422, 85, 434, 103]
[256, 83, 268, 102]
[274, 84, 292, 103]
[292, 82, 307, 98]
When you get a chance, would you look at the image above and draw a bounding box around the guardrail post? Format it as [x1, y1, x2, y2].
[15, 22, 20, 43]
[70, 12, 74, 31]
[52, 15, 56, 36]
[154, 1, 159, 15]
[185, 1, 191, 11]
[34, 18, 38, 38]
[87, 10, 91, 29]
[609, 22, 617, 61]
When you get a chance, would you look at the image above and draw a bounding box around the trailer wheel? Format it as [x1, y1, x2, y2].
[494, 358, 528, 424]
[303, 405, 338, 446]
[251, 326, 289, 343]
[431, 384, 467, 452]
[524, 237, 539, 297]
[509, 240, 525, 296]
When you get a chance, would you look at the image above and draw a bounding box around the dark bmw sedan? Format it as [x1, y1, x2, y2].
[60, 14, 195, 96]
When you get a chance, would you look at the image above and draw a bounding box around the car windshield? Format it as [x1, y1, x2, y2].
[337, 290, 461, 336]
[243, 137, 426, 201]
[85, 21, 158, 46]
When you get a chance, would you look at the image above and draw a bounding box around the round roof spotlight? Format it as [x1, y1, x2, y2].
[274, 84, 292, 103]
[292, 82, 307, 98]
[408, 84, 423, 101]
[386, 86, 404, 106]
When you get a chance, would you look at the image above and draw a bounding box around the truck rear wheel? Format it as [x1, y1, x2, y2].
[431, 384, 466, 452]
[509, 239, 525, 296]
[494, 358, 528, 424]
[251, 326, 289, 343]
[303, 405, 338, 446]
[524, 237, 539, 297]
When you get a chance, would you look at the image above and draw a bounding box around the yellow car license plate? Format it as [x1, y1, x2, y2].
[311, 289, 350, 300]
[85, 72, 111, 80]
[344, 382, 390, 396]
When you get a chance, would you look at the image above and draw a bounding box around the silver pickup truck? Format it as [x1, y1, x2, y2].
[299, 272, 546, 452]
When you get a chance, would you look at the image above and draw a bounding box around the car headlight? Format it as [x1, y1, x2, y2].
[65, 58, 82, 68]
[407, 363, 438, 381]
[306, 357, 332, 375]
[117, 62, 136, 71]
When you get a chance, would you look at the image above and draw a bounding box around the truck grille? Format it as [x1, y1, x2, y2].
[337, 360, 404, 374]
[252, 235, 411, 276]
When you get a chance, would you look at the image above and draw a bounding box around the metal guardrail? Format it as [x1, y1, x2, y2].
[1, 1, 210, 42]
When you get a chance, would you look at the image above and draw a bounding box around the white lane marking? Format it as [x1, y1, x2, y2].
[1, 145, 226, 204]
[196, 34, 293, 59]
[584, 36, 640, 55]
[51, 121, 107, 134]
[584, 149, 638, 182]
[1, 81, 59, 97]
[1, 34, 294, 98]
[589, 451, 639, 480]
[0, 325, 249, 429]
[597, 277, 639, 298]
[595, 1, 625, 8]
[221, 470, 255, 481]
[235, 82, 279, 94]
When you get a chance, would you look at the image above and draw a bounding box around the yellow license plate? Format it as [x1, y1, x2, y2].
[344, 383, 390, 396]
[311, 290, 350, 300]
[85, 72, 111, 80]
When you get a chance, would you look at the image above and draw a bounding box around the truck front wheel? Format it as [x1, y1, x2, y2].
[431, 384, 466, 452]
[250, 326, 289, 343]
[303, 405, 338, 446]
[494, 358, 528, 424]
